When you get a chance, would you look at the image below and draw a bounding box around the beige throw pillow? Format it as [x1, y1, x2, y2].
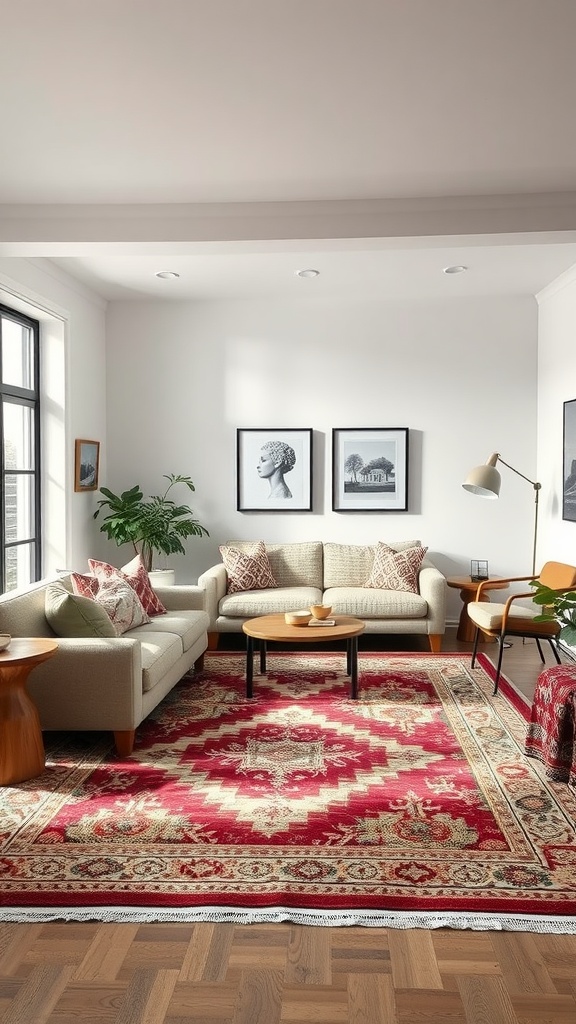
[366, 542, 427, 593]
[45, 580, 117, 637]
[219, 541, 278, 594]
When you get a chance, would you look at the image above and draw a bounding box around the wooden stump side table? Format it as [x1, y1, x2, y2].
[446, 576, 509, 643]
[0, 637, 58, 785]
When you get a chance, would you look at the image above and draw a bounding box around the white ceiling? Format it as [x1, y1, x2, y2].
[3, 0, 576, 300]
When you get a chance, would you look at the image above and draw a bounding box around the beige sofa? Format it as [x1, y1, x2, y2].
[0, 576, 209, 756]
[198, 540, 446, 652]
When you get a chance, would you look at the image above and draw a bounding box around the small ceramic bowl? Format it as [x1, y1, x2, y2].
[310, 605, 332, 619]
[285, 610, 312, 626]
[0, 634, 12, 652]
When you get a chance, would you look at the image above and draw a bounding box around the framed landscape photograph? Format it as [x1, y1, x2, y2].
[563, 398, 576, 522]
[237, 428, 313, 511]
[74, 439, 100, 492]
[332, 427, 409, 512]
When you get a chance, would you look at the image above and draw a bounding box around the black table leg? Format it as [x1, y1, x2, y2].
[246, 635, 254, 698]
[350, 636, 359, 699]
[346, 638, 352, 676]
[259, 640, 267, 674]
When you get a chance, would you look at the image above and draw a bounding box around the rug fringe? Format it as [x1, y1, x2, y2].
[1, 906, 575, 933]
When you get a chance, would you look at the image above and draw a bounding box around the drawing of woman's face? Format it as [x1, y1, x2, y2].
[257, 449, 276, 478]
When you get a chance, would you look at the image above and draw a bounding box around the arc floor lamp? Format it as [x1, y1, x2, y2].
[462, 452, 542, 576]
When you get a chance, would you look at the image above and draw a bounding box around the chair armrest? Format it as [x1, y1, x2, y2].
[197, 564, 227, 629]
[474, 575, 535, 599]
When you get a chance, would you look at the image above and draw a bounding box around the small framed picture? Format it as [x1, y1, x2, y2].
[563, 398, 576, 523]
[74, 439, 100, 492]
[332, 427, 409, 512]
[237, 428, 313, 511]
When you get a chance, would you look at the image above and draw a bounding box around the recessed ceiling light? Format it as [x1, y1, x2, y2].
[155, 271, 180, 280]
[296, 268, 320, 278]
[443, 265, 468, 274]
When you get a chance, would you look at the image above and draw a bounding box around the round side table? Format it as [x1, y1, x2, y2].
[446, 576, 509, 643]
[0, 637, 58, 785]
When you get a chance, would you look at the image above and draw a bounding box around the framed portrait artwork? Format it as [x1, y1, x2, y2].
[74, 439, 100, 492]
[237, 428, 313, 511]
[563, 398, 576, 522]
[332, 427, 409, 512]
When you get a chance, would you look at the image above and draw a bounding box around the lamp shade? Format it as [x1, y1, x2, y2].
[462, 463, 501, 498]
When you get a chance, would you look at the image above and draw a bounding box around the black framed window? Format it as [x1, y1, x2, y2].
[0, 303, 41, 593]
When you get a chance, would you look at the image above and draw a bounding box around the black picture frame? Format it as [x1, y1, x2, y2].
[332, 427, 409, 512]
[237, 428, 313, 511]
[563, 398, 576, 522]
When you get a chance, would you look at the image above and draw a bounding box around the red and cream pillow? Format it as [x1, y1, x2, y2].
[219, 541, 278, 594]
[88, 555, 167, 616]
[365, 542, 427, 594]
[70, 570, 150, 635]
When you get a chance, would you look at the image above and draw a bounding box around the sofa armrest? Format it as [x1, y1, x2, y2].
[419, 561, 447, 634]
[197, 564, 227, 629]
[153, 584, 206, 612]
[27, 637, 143, 732]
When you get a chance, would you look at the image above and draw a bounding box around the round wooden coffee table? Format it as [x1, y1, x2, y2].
[242, 614, 365, 699]
[0, 637, 58, 785]
[446, 576, 509, 642]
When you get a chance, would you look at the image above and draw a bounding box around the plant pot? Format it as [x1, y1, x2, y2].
[149, 569, 176, 588]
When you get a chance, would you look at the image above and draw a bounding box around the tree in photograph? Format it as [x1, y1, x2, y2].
[344, 453, 364, 482]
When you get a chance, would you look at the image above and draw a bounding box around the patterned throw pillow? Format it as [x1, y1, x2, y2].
[219, 541, 278, 594]
[365, 542, 427, 593]
[70, 572, 99, 599]
[92, 575, 151, 634]
[88, 556, 166, 616]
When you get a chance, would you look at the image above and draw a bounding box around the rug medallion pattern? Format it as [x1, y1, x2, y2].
[1, 653, 575, 920]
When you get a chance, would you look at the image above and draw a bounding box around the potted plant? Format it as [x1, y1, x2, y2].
[529, 579, 576, 646]
[94, 473, 209, 583]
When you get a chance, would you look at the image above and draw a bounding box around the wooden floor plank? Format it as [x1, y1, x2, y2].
[231, 968, 283, 1024]
[74, 923, 139, 980]
[0, 963, 75, 1024]
[388, 930, 443, 990]
[456, 975, 518, 1024]
[286, 926, 332, 985]
[348, 973, 398, 1024]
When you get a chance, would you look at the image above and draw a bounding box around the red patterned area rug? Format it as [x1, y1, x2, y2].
[2, 652, 575, 932]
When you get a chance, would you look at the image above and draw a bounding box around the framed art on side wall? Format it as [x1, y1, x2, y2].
[237, 428, 313, 511]
[332, 427, 409, 511]
[563, 398, 576, 522]
[74, 439, 100, 492]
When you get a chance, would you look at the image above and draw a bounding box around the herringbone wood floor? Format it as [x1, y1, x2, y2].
[1, 630, 574, 1024]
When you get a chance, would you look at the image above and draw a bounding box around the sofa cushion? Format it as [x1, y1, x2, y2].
[128, 609, 209, 652]
[219, 586, 322, 618]
[89, 556, 167, 616]
[323, 541, 421, 588]
[220, 541, 278, 593]
[45, 580, 117, 638]
[366, 542, 427, 593]
[128, 631, 185, 692]
[324, 586, 428, 619]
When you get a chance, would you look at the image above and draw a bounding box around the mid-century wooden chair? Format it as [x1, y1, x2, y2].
[468, 561, 576, 694]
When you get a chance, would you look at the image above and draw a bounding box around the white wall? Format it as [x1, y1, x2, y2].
[0, 258, 107, 573]
[537, 266, 576, 563]
[105, 294, 539, 623]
